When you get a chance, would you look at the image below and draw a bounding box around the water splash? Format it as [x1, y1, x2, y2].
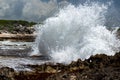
[31, 2, 120, 64]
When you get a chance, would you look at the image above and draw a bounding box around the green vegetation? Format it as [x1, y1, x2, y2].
[0, 19, 36, 27]
[0, 20, 36, 33]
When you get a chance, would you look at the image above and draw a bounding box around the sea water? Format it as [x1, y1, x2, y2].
[31, 2, 120, 64]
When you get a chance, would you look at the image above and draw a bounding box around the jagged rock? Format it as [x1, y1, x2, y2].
[12, 25, 35, 34]
[0, 53, 120, 80]
[0, 67, 15, 80]
[45, 66, 57, 73]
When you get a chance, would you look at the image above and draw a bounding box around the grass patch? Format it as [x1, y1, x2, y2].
[0, 20, 36, 33]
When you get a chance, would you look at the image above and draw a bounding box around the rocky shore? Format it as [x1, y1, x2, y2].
[0, 33, 36, 42]
[0, 20, 120, 80]
[0, 20, 36, 41]
[0, 53, 119, 80]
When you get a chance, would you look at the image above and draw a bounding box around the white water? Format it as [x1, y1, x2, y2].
[31, 2, 120, 64]
[0, 41, 32, 50]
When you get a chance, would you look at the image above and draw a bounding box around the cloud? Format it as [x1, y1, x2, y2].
[0, 0, 61, 22]
[0, 0, 24, 19]
[22, 0, 58, 22]
[0, 0, 119, 23]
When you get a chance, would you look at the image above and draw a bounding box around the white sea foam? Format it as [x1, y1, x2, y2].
[32, 2, 120, 64]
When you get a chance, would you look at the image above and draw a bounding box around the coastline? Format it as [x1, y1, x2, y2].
[0, 53, 120, 80]
[0, 33, 36, 42]
[0, 20, 120, 80]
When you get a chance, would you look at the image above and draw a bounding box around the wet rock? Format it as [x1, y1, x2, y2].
[45, 66, 57, 73]
[0, 53, 120, 80]
[14, 71, 52, 80]
[70, 74, 77, 80]
[46, 53, 120, 80]
[0, 67, 15, 80]
[87, 54, 111, 68]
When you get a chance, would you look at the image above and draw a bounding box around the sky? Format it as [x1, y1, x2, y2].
[0, 0, 119, 22]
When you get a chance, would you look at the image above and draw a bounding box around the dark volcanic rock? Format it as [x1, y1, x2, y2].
[46, 53, 120, 80]
[14, 71, 52, 80]
[0, 53, 120, 80]
[0, 67, 15, 80]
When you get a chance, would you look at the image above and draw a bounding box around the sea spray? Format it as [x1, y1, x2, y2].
[31, 2, 120, 64]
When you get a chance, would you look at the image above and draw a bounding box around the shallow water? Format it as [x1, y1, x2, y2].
[0, 41, 33, 50]
[0, 41, 50, 71]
